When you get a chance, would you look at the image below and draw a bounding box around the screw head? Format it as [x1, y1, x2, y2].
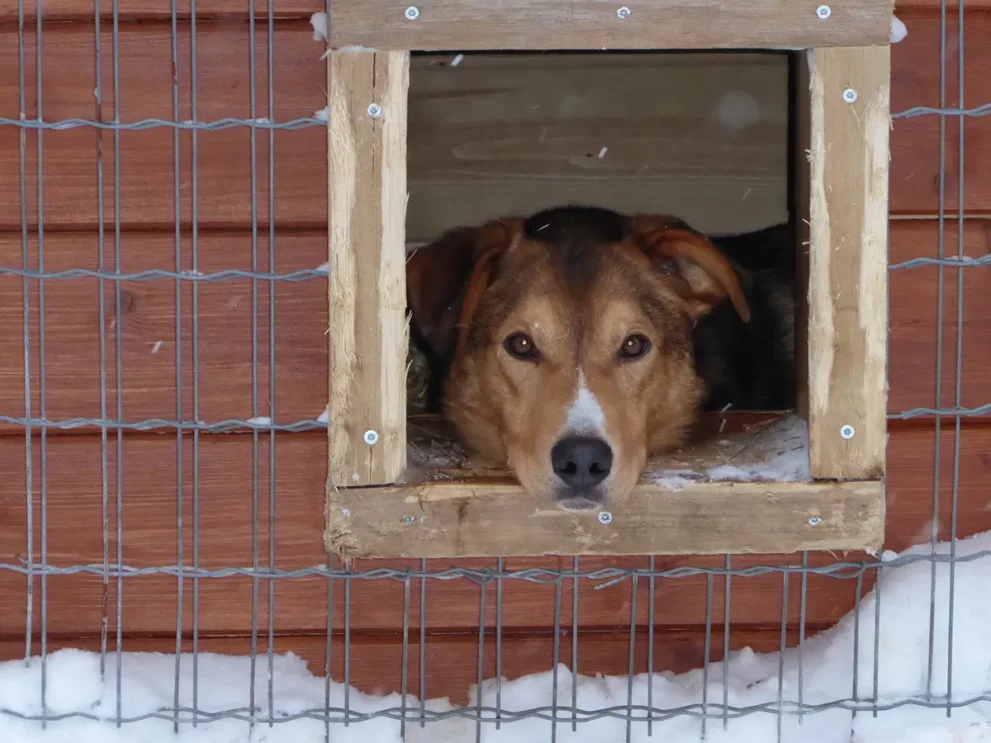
[363, 429, 380, 445]
[367, 103, 382, 118]
[840, 425, 855, 440]
[808, 516, 822, 527]
[616, 6, 631, 18]
[816, 4, 832, 18]
[842, 88, 858, 103]
[598, 511, 613, 525]
[404, 5, 420, 20]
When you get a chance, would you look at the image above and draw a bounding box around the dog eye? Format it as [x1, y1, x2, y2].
[619, 333, 651, 360]
[504, 332, 538, 360]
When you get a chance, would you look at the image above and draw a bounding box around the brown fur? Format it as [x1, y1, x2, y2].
[407, 206, 752, 509]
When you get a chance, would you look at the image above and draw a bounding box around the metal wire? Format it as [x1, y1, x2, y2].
[1, 0, 988, 736]
[1, 102, 988, 132]
[4, 550, 991, 580]
[4, 694, 991, 726]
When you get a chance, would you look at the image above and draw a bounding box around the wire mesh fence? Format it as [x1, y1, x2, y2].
[0, 0, 989, 740]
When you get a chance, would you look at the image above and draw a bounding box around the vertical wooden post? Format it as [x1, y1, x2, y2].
[327, 48, 410, 487]
[796, 46, 890, 480]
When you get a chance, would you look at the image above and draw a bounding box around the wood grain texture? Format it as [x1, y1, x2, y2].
[801, 46, 890, 480]
[403, 52, 789, 237]
[327, 49, 409, 486]
[0, 426, 987, 638]
[0, 16, 987, 233]
[0, 0, 324, 20]
[327, 480, 884, 559]
[0, 23, 790, 237]
[328, 0, 894, 50]
[887, 220, 991, 414]
[1, 221, 987, 427]
[5, 0, 981, 22]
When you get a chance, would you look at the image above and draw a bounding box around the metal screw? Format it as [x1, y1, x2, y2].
[402, 515, 415, 525]
[598, 511, 613, 525]
[367, 103, 382, 118]
[404, 5, 420, 20]
[816, 5, 831, 18]
[616, 6, 631, 19]
[363, 429, 380, 445]
[843, 88, 858, 103]
[840, 424, 855, 440]
[808, 516, 822, 527]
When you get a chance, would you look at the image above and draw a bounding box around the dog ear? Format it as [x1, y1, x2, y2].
[629, 216, 751, 323]
[406, 218, 523, 366]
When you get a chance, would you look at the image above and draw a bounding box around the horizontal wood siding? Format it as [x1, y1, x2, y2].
[0, 6, 988, 705]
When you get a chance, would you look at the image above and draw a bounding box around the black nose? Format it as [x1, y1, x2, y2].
[551, 437, 613, 488]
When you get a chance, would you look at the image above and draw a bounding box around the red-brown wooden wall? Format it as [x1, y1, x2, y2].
[0, 1, 989, 705]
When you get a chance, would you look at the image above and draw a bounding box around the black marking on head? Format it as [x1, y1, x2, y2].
[523, 206, 629, 292]
[523, 205, 628, 244]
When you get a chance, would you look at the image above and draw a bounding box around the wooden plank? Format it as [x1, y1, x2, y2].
[7, 0, 982, 23]
[887, 220, 991, 415]
[2, 222, 988, 429]
[0, 17, 986, 232]
[328, 0, 894, 51]
[0, 231, 330, 428]
[327, 480, 884, 559]
[327, 48, 409, 486]
[0, 0, 323, 21]
[800, 46, 890, 480]
[0, 628, 803, 706]
[888, 10, 979, 217]
[0, 425, 987, 638]
[0, 23, 791, 236]
[1, 222, 988, 428]
[404, 51, 789, 238]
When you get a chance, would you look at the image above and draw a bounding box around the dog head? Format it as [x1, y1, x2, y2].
[407, 206, 750, 511]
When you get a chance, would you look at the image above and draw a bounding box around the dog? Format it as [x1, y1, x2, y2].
[406, 205, 795, 511]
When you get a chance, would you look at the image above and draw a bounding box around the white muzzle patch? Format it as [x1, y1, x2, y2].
[564, 371, 607, 437]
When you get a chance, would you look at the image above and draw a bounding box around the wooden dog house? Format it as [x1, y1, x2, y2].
[323, 0, 893, 560]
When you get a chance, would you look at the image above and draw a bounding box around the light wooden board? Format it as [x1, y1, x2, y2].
[326, 414, 884, 559]
[798, 46, 891, 480]
[327, 479, 884, 559]
[7, 0, 972, 21]
[328, 0, 894, 50]
[406, 51, 789, 237]
[327, 48, 409, 486]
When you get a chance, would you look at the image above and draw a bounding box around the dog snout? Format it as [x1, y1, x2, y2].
[551, 436, 613, 489]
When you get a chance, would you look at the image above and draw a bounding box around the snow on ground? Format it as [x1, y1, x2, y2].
[3, 542, 991, 742]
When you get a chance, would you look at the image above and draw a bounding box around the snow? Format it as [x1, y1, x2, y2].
[647, 414, 811, 488]
[5, 530, 991, 742]
[246, 415, 272, 426]
[890, 16, 908, 44]
[310, 12, 327, 42]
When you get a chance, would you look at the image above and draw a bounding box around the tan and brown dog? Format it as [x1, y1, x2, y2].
[407, 205, 794, 511]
